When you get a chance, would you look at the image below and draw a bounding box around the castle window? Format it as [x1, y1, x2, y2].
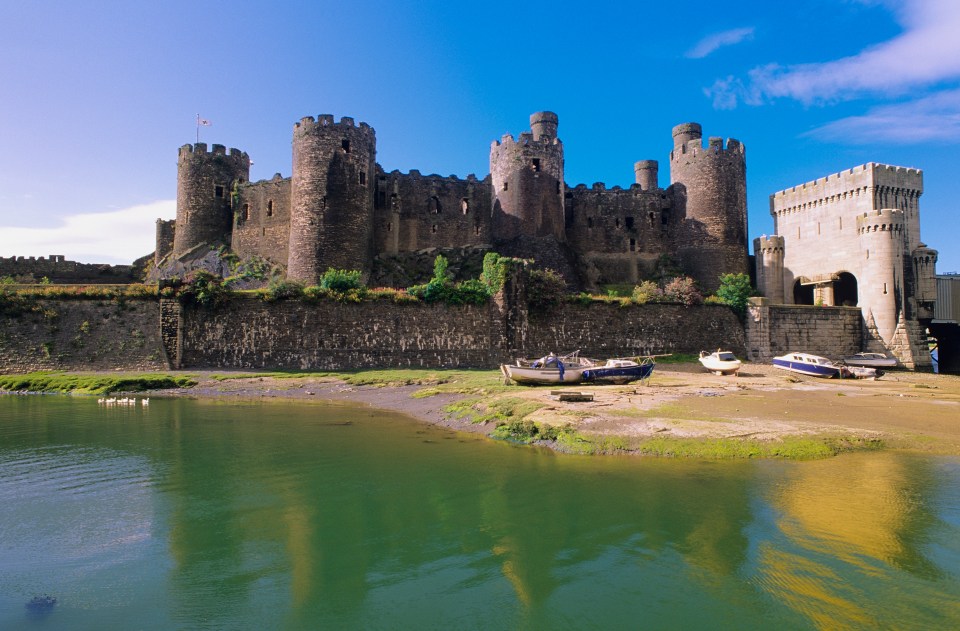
[629, 238, 636, 252]
[359, 171, 366, 185]
[431, 224, 437, 234]
[342, 139, 350, 153]
[556, 182, 561, 194]
[378, 191, 386, 208]
[387, 222, 392, 232]
[461, 198, 469, 214]
[215, 185, 224, 198]
[625, 216, 634, 229]
[532, 158, 541, 172]
[587, 217, 593, 228]
[502, 182, 508, 191]
[649, 212, 655, 227]
[661, 211, 669, 225]
[242, 204, 249, 221]
[431, 196, 441, 213]
[615, 218, 621, 229]
[267, 200, 274, 217]
[883, 282, 888, 295]
[475, 225, 481, 236]
[565, 192, 573, 199]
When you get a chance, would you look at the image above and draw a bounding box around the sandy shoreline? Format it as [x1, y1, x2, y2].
[148, 363, 960, 455]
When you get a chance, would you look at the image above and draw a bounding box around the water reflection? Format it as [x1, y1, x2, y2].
[1, 396, 959, 629]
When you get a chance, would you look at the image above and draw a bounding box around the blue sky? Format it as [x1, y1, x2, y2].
[0, 0, 957, 272]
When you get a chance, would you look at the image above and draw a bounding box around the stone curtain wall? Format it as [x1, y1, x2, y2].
[174, 297, 504, 370]
[745, 301, 862, 362]
[526, 303, 746, 358]
[0, 299, 166, 372]
[0, 256, 136, 284]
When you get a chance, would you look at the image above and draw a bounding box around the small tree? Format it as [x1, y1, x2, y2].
[714, 273, 754, 316]
[662, 276, 703, 306]
[632, 280, 662, 304]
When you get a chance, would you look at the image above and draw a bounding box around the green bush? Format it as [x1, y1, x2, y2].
[527, 268, 567, 309]
[714, 273, 754, 316]
[264, 279, 305, 301]
[632, 280, 662, 304]
[320, 268, 364, 292]
[180, 271, 229, 307]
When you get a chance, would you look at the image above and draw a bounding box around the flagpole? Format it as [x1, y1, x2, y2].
[196, 113, 200, 144]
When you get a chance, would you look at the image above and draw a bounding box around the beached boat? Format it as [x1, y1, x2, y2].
[845, 365, 881, 379]
[841, 352, 898, 369]
[500, 352, 596, 385]
[698, 350, 742, 375]
[772, 352, 845, 378]
[581, 357, 655, 385]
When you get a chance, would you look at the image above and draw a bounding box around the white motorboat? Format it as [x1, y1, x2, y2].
[698, 350, 742, 375]
[841, 352, 898, 369]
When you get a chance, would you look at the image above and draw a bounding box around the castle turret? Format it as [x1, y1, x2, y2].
[753, 235, 785, 303]
[173, 143, 250, 258]
[634, 160, 659, 191]
[911, 243, 938, 320]
[669, 122, 748, 293]
[490, 112, 565, 243]
[287, 115, 376, 284]
[857, 209, 905, 342]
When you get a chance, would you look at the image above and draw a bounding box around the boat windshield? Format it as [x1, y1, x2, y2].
[718, 353, 737, 361]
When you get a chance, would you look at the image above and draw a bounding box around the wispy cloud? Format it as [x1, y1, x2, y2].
[806, 89, 960, 143]
[707, 0, 960, 108]
[0, 200, 175, 265]
[686, 27, 755, 59]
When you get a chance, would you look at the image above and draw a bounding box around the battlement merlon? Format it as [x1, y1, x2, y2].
[178, 143, 249, 162]
[771, 162, 923, 201]
[856, 208, 905, 232]
[754, 235, 785, 252]
[293, 115, 375, 135]
[490, 134, 563, 150]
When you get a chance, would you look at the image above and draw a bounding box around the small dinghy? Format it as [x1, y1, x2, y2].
[698, 350, 742, 375]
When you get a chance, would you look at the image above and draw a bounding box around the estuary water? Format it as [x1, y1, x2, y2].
[1, 395, 959, 630]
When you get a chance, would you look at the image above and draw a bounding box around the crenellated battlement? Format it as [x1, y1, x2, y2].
[382, 169, 479, 183]
[857, 208, 904, 234]
[670, 136, 744, 160]
[490, 133, 562, 150]
[178, 143, 248, 161]
[294, 114, 374, 135]
[754, 235, 785, 252]
[772, 162, 922, 200]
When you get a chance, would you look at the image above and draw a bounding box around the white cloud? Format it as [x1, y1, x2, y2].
[686, 27, 755, 59]
[0, 200, 175, 265]
[708, 0, 960, 108]
[806, 89, 960, 143]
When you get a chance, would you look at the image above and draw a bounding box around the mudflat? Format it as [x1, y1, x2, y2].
[157, 363, 960, 456]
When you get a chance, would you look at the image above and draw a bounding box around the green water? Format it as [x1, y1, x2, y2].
[1, 396, 959, 630]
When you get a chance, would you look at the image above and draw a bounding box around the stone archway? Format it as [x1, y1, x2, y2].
[793, 279, 814, 305]
[834, 271, 858, 307]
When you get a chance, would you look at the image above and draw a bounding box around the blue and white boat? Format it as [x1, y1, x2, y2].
[581, 358, 655, 385]
[772, 352, 845, 378]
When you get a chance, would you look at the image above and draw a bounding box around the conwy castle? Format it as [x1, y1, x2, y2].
[157, 113, 747, 293]
[3, 111, 956, 372]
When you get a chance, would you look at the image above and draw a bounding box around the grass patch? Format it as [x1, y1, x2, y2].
[612, 402, 730, 423]
[634, 435, 884, 459]
[446, 396, 546, 425]
[653, 353, 699, 364]
[0, 372, 197, 395]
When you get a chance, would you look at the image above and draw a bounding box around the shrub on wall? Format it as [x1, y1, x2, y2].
[714, 273, 755, 316]
[179, 271, 229, 308]
[527, 269, 567, 309]
[320, 268, 364, 292]
[409, 255, 493, 305]
[662, 277, 703, 306]
[263, 279, 305, 302]
[632, 281, 662, 304]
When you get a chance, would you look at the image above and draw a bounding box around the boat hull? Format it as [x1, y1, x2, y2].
[501, 364, 587, 385]
[842, 354, 898, 368]
[698, 352, 742, 375]
[581, 363, 654, 385]
[771, 357, 840, 378]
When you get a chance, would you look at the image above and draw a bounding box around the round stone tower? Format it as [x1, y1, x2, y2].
[668, 122, 748, 293]
[857, 208, 905, 342]
[173, 143, 250, 258]
[634, 160, 659, 191]
[489, 111, 565, 243]
[287, 115, 376, 284]
[753, 235, 785, 302]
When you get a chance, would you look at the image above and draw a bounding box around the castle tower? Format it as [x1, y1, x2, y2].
[669, 123, 748, 293]
[857, 209, 905, 342]
[489, 111, 565, 243]
[911, 243, 938, 320]
[753, 235, 785, 302]
[288, 115, 376, 284]
[634, 160, 659, 191]
[173, 143, 250, 258]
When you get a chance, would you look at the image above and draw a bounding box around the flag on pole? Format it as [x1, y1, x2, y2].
[198, 117, 211, 126]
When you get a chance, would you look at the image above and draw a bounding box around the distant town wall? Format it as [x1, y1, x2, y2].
[0, 255, 137, 284]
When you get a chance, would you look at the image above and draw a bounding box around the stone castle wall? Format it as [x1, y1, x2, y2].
[0, 255, 136, 284]
[0, 298, 166, 372]
[744, 301, 863, 362]
[233, 175, 292, 265]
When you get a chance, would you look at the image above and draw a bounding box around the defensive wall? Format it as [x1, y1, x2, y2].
[744, 300, 863, 362]
[0, 255, 137, 284]
[0, 298, 166, 373]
